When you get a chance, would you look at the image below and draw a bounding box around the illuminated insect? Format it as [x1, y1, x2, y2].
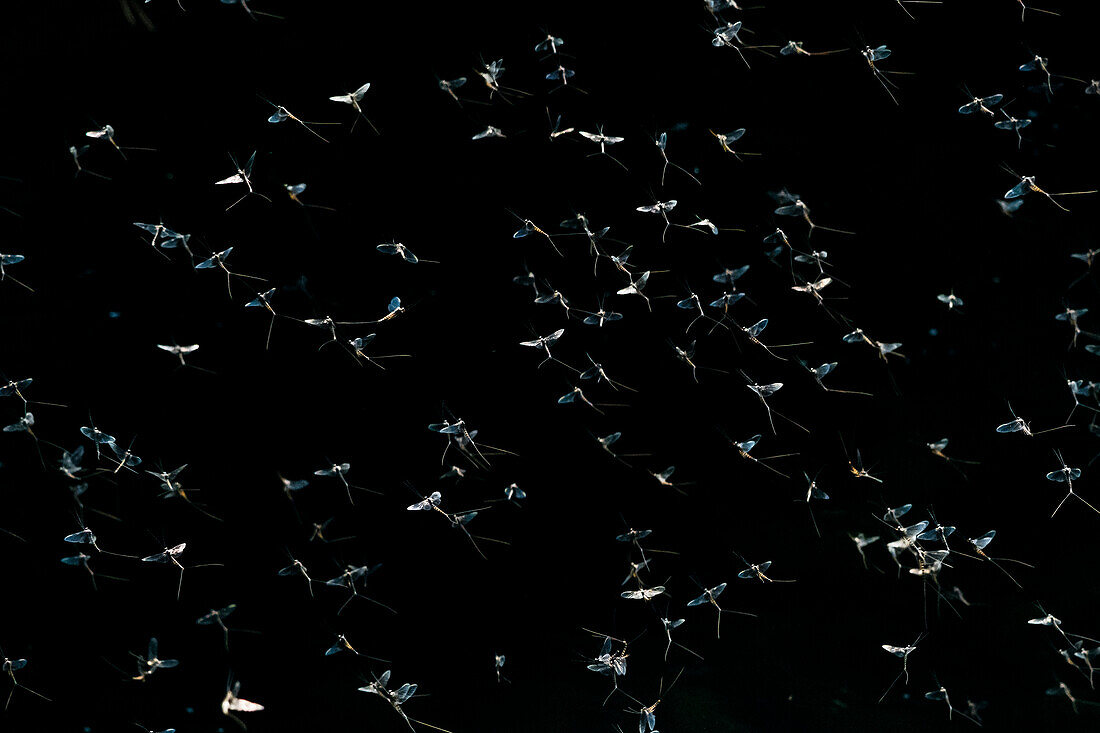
[329, 82, 378, 133]
[215, 152, 271, 211]
[221, 678, 264, 730]
[141, 543, 189, 600]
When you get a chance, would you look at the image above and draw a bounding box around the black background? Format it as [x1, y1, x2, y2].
[2, 0, 1100, 731]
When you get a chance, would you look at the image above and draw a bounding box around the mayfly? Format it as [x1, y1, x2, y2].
[69, 144, 110, 180]
[995, 110, 1032, 149]
[132, 637, 179, 681]
[141, 543, 189, 600]
[654, 131, 700, 187]
[557, 386, 610, 416]
[741, 370, 808, 434]
[995, 402, 1073, 437]
[773, 191, 854, 239]
[735, 318, 808, 362]
[926, 438, 979, 477]
[879, 632, 925, 702]
[801, 361, 872, 397]
[800, 470, 831, 537]
[635, 200, 678, 243]
[1055, 306, 1094, 349]
[780, 41, 847, 57]
[156, 343, 201, 369]
[329, 82, 378, 133]
[965, 530, 1032, 588]
[324, 563, 392, 615]
[734, 552, 795, 583]
[198, 603, 240, 647]
[195, 246, 266, 298]
[0, 253, 32, 292]
[277, 554, 314, 597]
[686, 582, 751, 638]
[2, 650, 51, 709]
[711, 22, 750, 68]
[846, 445, 883, 484]
[850, 532, 880, 569]
[284, 183, 337, 212]
[511, 214, 563, 256]
[221, 679, 264, 730]
[586, 633, 631, 706]
[1004, 168, 1097, 212]
[437, 76, 467, 104]
[958, 91, 1003, 116]
[263, 98, 337, 142]
[359, 669, 452, 733]
[579, 128, 628, 171]
[245, 288, 279, 350]
[84, 124, 153, 159]
[730, 433, 794, 479]
[617, 270, 653, 311]
[709, 128, 760, 160]
[861, 45, 903, 105]
[215, 152, 271, 211]
[660, 617, 702, 662]
[519, 328, 566, 368]
[1046, 449, 1099, 517]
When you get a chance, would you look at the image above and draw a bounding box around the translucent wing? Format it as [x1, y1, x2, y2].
[737, 435, 761, 453]
[996, 419, 1024, 433]
[64, 529, 94, 544]
[971, 530, 996, 549]
[713, 265, 750, 283]
[904, 521, 930, 538]
[746, 319, 768, 337]
[394, 683, 417, 703]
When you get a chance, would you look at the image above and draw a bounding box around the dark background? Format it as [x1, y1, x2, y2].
[2, 0, 1100, 731]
